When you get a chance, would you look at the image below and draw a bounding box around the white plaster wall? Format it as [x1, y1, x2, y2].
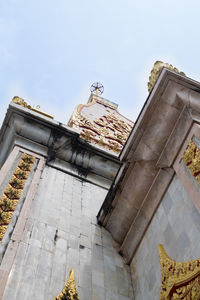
[130, 175, 200, 300]
[3, 166, 133, 300]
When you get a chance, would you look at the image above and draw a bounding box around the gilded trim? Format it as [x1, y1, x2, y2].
[0, 153, 35, 241]
[158, 244, 200, 300]
[68, 107, 132, 153]
[53, 269, 79, 300]
[148, 61, 186, 92]
[11, 96, 54, 119]
[182, 140, 200, 184]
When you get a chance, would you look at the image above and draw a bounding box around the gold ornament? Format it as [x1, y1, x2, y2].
[11, 96, 54, 119]
[182, 140, 200, 184]
[68, 106, 132, 153]
[148, 61, 186, 92]
[52, 269, 79, 300]
[0, 153, 35, 241]
[158, 244, 200, 300]
[11, 96, 32, 109]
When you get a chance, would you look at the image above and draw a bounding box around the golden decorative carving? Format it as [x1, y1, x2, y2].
[14, 167, 30, 180]
[158, 244, 200, 300]
[52, 269, 79, 300]
[68, 105, 132, 153]
[148, 61, 186, 92]
[182, 140, 200, 184]
[11, 96, 54, 119]
[12, 96, 32, 109]
[0, 153, 35, 241]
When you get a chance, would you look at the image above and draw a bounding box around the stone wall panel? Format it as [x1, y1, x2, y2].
[2, 166, 133, 300]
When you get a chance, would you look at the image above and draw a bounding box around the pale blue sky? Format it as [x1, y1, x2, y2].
[1, 0, 200, 124]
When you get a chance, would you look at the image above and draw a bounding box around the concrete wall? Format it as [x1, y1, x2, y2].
[130, 174, 200, 300]
[3, 166, 133, 300]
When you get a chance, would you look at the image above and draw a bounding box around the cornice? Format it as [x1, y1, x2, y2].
[0, 102, 120, 188]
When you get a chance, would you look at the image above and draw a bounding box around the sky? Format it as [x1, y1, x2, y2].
[1, 0, 200, 125]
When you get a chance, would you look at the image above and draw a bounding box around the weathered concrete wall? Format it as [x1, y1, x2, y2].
[3, 166, 133, 300]
[130, 175, 200, 300]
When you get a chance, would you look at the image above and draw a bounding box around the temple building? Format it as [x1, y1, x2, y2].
[0, 62, 200, 300]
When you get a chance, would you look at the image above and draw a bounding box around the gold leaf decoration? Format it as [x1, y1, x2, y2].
[148, 61, 186, 92]
[9, 176, 26, 189]
[0, 153, 35, 241]
[11, 96, 32, 109]
[68, 108, 132, 153]
[0, 197, 18, 212]
[182, 140, 200, 184]
[11, 96, 54, 119]
[52, 269, 79, 300]
[158, 244, 200, 300]
[14, 167, 30, 180]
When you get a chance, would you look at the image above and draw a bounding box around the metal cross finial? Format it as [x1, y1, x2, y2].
[90, 82, 104, 95]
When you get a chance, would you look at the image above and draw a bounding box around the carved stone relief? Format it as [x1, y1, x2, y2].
[68, 102, 133, 153]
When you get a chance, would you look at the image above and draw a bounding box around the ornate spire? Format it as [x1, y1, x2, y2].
[52, 269, 79, 300]
[148, 61, 186, 92]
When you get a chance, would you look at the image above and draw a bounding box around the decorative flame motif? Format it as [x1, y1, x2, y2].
[52, 269, 79, 300]
[11, 96, 54, 119]
[11, 96, 32, 109]
[182, 140, 200, 184]
[148, 61, 186, 92]
[158, 245, 200, 300]
[0, 153, 35, 241]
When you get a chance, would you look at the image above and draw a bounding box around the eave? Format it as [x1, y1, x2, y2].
[97, 68, 200, 263]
